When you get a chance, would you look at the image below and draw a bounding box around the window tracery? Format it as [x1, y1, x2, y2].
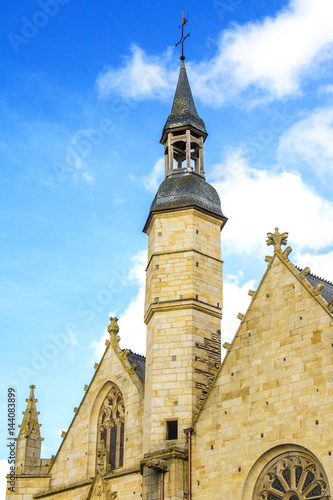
[254, 452, 330, 500]
[97, 385, 125, 471]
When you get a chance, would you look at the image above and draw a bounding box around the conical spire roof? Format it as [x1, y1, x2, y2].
[161, 59, 207, 141]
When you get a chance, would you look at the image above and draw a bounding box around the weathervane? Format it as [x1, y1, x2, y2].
[175, 9, 190, 60]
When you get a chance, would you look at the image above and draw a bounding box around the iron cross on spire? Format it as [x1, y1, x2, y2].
[175, 10, 190, 60]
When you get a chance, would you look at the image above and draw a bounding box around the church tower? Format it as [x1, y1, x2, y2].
[142, 54, 227, 496]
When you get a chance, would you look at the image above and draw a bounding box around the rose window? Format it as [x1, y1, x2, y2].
[254, 452, 330, 500]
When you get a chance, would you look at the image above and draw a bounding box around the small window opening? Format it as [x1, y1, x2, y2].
[166, 420, 178, 440]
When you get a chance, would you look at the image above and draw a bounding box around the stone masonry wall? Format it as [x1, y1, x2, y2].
[192, 253, 333, 499]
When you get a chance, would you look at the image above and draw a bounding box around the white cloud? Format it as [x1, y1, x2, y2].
[97, 45, 176, 101]
[0, 459, 9, 500]
[90, 327, 109, 361]
[125, 250, 147, 288]
[318, 84, 333, 95]
[142, 157, 164, 192]
[278, 107, 333, 176]
[96, 1, 333, 105]
[212, 149, 333, 255]
[91, 251, 147, 360]
[294, 250, 333, 283]
[221, 275, 255, 349]
[195, 0, 333, 104]
[55, 429, 67, 438]
[118, 286, 146, 354]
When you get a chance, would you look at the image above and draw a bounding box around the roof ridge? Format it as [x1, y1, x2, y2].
[295, 265, 333, 287]
[128, 349, 146, 359]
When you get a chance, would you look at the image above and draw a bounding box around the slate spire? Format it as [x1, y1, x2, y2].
[161, 59, 207, 143]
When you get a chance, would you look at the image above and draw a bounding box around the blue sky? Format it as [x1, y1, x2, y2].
[2, 0, 333, 494]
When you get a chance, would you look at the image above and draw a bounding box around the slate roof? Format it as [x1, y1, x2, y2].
[296, 266, 333, 303]
[305, 272, 333, 303]
[143, 170, 227, 234]
[148, 169, 226, 222]
[161, 61, 207, 140]
[128, 351, 146, 383]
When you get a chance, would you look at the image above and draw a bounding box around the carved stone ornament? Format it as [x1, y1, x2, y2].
[254, 451, 330, 499]
[266, 228, 289, 253]
[146, 459, 168, 472]
[91, 476, 116, 500]
[108, 317, 119, 336]
[96, 439, 110, 476]
[23, 419, 37, 437]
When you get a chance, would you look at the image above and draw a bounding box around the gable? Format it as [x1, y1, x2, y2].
[192, 249, 333, 498]
[48, 323, 145, 489]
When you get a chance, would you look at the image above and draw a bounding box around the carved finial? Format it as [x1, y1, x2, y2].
[266, 228, 288, 252]
[19, 385, 42, 440]
[108, 316, 119, 336]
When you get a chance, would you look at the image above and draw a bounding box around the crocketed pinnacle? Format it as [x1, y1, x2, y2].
[18, 385, 42, 439]
[161, 60, 207, 140]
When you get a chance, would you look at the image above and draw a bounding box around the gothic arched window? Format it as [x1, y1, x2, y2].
[97, 385, 125, 471]
[254, 452, 330, 500]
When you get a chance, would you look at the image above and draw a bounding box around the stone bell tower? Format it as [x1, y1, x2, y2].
[141, 55, 227, 497]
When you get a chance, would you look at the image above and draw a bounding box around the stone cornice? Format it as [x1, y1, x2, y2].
[145, 248, 223, 272]
[144, 297, 222, 324]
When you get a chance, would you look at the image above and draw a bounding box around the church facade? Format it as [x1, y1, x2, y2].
[8, 56, 333, 500]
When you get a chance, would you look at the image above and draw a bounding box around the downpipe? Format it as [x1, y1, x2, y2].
[184, 428, 195, 500]
[160, 470, 164, 500]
